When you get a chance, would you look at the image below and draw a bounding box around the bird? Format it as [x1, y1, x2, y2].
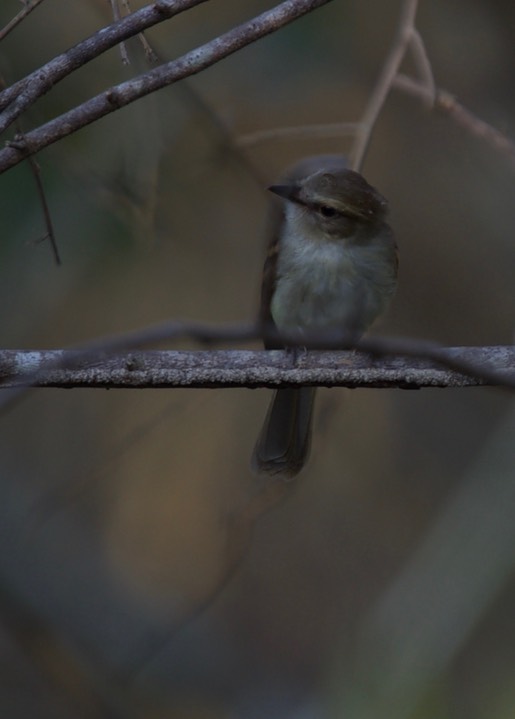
[251, 155, 398, 479]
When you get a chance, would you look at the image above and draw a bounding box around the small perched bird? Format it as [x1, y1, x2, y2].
[251, 155, 398, 479]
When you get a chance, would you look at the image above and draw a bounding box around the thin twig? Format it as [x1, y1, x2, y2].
[408, 28, 436, 107]
[26, 154, 61, 265]
[108, 0, 130, 65]
[120, 0, 159, 62]
[137, 32, 159, 63]
[0, 74, 61, 265]
[394, 73, 515, 169]
[0, 0, 335, 173]
[351, 0, 419, 171]
[0, 0, 210, 124]
[0, 0, 46, 42]
[236, 122, 360, 148]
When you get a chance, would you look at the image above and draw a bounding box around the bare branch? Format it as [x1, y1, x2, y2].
[0, 0, 46, 42]
[394, 74, 515, 169]
[0, 346, 513, 390]
[0, 0, 208, 125]
[351, 0, 419, 171]
[136, 28, 160, 64]
[0, 0, 334, 173]
[233, 17, 513, 174]
[408, 28, 436, 107]
[0, 74, 61, 264]
[25, 154, 61, 264]
[108, 0, 130, 65]
[119, 0, 160, 62]
[86, 322, 515, 390]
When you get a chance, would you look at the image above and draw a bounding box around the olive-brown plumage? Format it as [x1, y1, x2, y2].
[252, 156, 398, 478]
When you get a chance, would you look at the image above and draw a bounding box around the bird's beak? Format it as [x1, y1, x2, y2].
[268, 183, 301, 203]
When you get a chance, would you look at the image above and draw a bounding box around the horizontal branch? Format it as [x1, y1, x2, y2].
[0, 0, 333, 173]
[0, 347, 513, 389]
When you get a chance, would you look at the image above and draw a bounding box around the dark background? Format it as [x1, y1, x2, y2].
[0, 1, 514, 717]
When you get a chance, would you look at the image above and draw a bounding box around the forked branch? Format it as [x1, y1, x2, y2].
[0, 0, 334, 173]
[350, 0, 421, 170]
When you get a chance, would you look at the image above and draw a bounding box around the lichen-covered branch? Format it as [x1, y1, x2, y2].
[0, 347, 513, 390]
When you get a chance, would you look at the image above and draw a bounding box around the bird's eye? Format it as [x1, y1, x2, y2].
[317, 205, 338, 218]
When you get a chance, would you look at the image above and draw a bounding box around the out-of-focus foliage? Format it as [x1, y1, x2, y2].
[0, 1, 514, 717]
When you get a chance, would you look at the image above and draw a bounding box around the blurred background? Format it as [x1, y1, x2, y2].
[0, 0, 515, 717]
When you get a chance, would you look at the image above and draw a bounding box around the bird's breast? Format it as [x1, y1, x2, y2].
[271, 231, 394, 335]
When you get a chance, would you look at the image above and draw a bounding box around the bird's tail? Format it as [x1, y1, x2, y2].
[251, 387, 316, 479]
